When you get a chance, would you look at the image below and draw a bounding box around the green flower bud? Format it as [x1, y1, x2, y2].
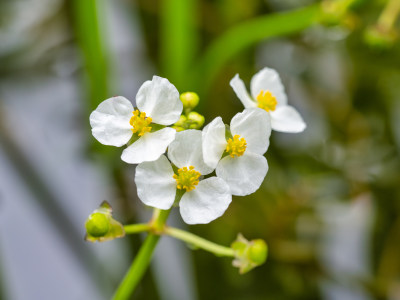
[231, 234, 268, 274]
[174, 115, 187, 127]
[86, 212, 109, 237]
[84, 201, 125, 243]
[249, 239, 268, 265]
[187, 112, 205, 129]
[180, 92, 200, 111]
[172, 125, 185, 132]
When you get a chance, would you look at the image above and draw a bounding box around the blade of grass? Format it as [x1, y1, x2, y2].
[191, 4, 321, 92]
[71, 0, 109, 112]
[160, 0, 199, 90]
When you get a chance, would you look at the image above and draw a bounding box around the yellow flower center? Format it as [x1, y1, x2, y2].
[226, 135, 247, 158]
[129, 110, 152, 136]
[256, 90, 277, 112]
[173, 166, 201, 192]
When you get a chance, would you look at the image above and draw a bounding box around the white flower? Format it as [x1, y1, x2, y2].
[230, 67, 306, 133]
[135, 130, 232, 225]
[90, 76, 183, 164]
[202, 108, 271, 196]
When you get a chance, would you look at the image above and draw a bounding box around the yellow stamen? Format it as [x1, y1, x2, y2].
[256, 90, 277, 112]
[226, 135, 247, 158]
[129, 110, 152, 136]
[173, 166, 201, 192]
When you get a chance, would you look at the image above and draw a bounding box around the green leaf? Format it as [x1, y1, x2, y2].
[191, 4, 321, 92]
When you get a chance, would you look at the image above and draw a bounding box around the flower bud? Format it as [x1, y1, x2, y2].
[187, 112, 205, 129]
[174, 115, 187, 127]
[173, 115, 188, 131]
[172, 125, 185, 132]
[85, 201, 125, 243]
[231, 234, 268, 274]
[180, 92, 200, 111]
[249, 239, 268, 265]
[85, 212, 109, 237]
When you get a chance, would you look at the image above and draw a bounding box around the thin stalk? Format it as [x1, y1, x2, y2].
[123, 223, 151, 234]
[112, 209, 171, 300]
[164, 227, 235, 257]
[378, 0, 400, 31]
[122, 222, 235, 257]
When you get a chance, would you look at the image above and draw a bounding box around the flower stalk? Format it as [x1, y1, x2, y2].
[123, 223, 235, 257]
[123, 223, 151, 235]
[164, 226, 235, 257]
[112, 209, 170, 300]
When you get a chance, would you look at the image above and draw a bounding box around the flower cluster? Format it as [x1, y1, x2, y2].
[90, 68, 305, 225]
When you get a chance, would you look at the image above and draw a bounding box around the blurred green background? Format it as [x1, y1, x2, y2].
[1, 0, 400, 299]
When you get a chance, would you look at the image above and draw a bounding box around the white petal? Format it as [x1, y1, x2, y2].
[90, 96, 133, 146]
[202, 117, 227, 169]
[230, 74, 257, 109]
[270, 105, 306, 133]
[136, 76, 183, 125]
[121, 127, 176, 164]
[135, 155, 176, 209]
[179, 177, 232, 224]
[168, 130, 214, 175]
[250, 67, 287, 107]
[216, 152, 268, 196]
[230, 108, 271, 155]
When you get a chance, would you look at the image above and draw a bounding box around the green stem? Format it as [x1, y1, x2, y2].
[378, 0, 400, 31]
[123, 222, 235, 257]
[164, 227, 235, 257]
[123, 223, 151, 234]
[113, 209, 170, 300]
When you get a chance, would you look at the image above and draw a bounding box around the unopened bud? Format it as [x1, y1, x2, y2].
[174, 115, 187, 127]
[85, 201, 125, 243]
[231, 234, 268, 274]
[187, 112, 205, 129]
[172, 125, 185, 132]
[180, 92, 200, 111]
[249, 239, 268, 265]
[86, 212, 109, 237]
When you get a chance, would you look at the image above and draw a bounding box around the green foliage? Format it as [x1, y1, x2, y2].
[192, 4, 321, 92]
